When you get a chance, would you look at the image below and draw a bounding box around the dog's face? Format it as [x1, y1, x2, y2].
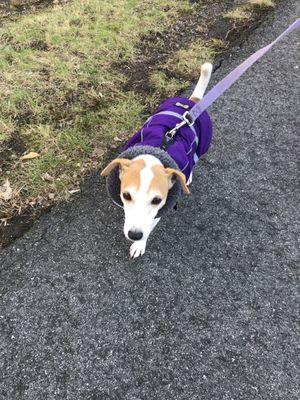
[101, 154, 190, 241]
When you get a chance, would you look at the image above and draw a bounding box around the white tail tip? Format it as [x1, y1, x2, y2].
[190, 62, 213, 102]
[201, 62, 213, 76]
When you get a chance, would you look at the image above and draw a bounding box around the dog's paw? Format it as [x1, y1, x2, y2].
[130, 241, 146, 259]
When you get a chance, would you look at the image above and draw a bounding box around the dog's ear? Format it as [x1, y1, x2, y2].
[100, 158, 131, 177]
[164, 168, 190, 194]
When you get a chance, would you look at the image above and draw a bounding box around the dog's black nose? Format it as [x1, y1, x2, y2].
[128, 230, 143, 241]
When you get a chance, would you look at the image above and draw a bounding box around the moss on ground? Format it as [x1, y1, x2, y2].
[224, 0, 275, 21]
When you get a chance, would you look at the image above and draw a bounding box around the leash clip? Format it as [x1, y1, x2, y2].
[161, 119, 186, 151]
[166, 120, 185, 138]
[160, 112, 194, 150]
[182, 111, 195, 127]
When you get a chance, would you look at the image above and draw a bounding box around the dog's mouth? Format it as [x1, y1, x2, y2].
[126, 237, 143, 243]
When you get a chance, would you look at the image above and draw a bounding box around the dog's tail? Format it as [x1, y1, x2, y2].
[190, 63, 213, 103]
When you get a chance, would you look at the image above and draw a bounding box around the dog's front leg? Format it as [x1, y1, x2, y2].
[130, 218, 160, 259]
[130, 239, 147, 259]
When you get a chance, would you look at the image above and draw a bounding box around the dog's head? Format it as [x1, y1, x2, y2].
[101, 154, 190, 241]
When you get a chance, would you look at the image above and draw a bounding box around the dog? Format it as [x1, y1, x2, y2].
[101, 63, 213, 258]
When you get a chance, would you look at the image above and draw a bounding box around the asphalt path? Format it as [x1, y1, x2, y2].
[0, 1, 299, 399]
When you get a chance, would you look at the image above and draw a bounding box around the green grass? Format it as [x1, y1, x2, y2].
[165, 39, 226, 79]
[149, 71, 189, 98]
[249, 0, 275, 8]
[224, 8, 252, 20]
[224, 0, 275, 20]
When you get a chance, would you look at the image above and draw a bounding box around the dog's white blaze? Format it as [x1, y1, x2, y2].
[138, 154, 158, 194]
[123, 154, 165, 240]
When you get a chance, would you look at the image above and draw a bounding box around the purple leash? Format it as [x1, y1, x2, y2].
[186, 18, 300, 123]
[160, 18, 300, 150]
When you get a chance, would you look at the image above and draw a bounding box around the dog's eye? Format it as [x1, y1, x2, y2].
[122, 192, 132, 201]
[151, 197, 162, 205]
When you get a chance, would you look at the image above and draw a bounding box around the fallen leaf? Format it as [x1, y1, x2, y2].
[20, 152, 39, 161]
[0, 180, 13, 201]
[42, 172, 54, 182]
[48, 193, 55, 200]
[0, 218, 8, 226]
[68, 189, 81, 195]
[91, 148, 105, 158]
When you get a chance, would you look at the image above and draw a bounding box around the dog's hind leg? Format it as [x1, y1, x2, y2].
[190, 63, 212, 103]
[187, 63, 212, 186]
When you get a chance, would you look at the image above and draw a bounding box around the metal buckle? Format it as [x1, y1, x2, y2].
[161, 121, 185, 150]
[167, 119, 187, 138]
[161, 113, 193, 150]
[165, 130, 175, 140]
[182, 111, 195, 127]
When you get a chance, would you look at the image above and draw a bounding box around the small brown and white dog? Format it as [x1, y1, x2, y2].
[101, 63, 213, 258]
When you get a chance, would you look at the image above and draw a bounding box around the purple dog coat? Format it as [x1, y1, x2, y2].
[122, 96, 213, 180]
[105, 96, 213, 217]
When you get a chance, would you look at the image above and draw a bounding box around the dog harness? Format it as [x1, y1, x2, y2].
[122, 96, 212, 181]
[105, 97, 212, 217]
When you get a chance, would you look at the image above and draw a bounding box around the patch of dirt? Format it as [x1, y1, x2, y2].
[0, 0, 281, 248]
[0, 0, 69, 22]
[29, 38, 50, 50]
[0, 133, 27, 174]
[0, 208, 42, 248]
[115, 0, 278, 100]
[116, 0, 231, 94]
